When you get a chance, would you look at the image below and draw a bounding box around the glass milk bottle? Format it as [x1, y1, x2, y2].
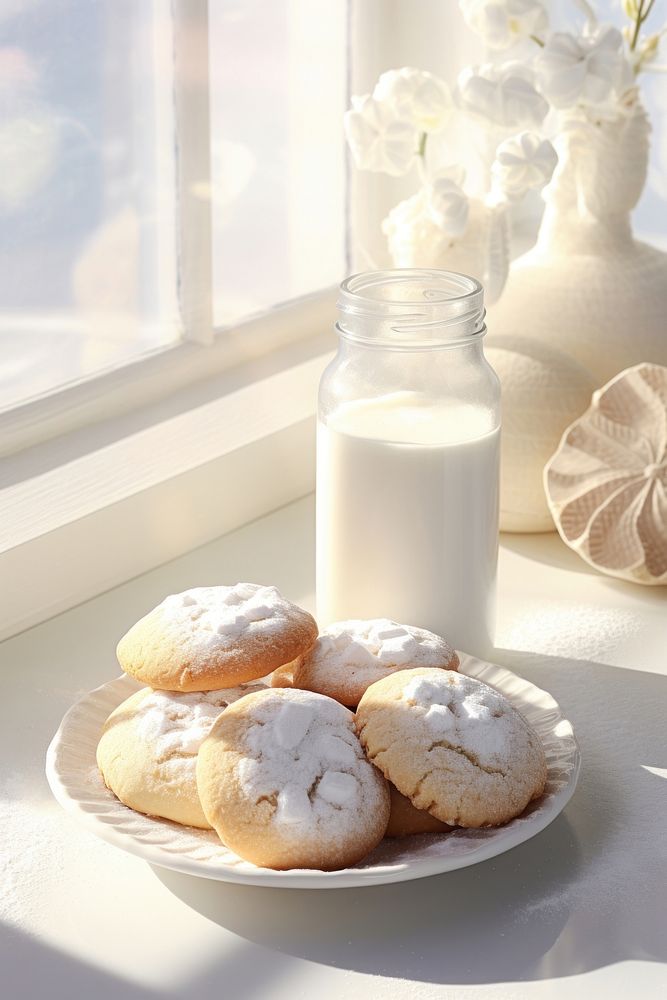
[316, 269, 501, 658]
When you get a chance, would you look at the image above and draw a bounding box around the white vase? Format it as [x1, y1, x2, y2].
[488, 101, 667, 383]
[484, 336, 596, 533]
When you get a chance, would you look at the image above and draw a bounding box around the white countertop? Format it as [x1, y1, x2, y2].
[2, 494, 666, 1000]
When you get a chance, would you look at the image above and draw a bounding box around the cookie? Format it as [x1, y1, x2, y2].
[269, 656, 302, 689]
[196, 688, 390, 870]
[386, 784, 454, 838]
[291, 619, 459, 708]
[355, 668, 547, 828]
[96, 683, 265, 828]
[116, 584, 318, 692]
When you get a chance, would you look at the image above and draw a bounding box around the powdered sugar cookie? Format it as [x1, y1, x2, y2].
[386, 784, 454, 838]
[291, 619, 459, 708]
[117, 584, 318, 692]
[97, 682, 266, 828]
[356, 668, 547, 828]
[269, 656, 303, 689]
[196, 688, 390, 870]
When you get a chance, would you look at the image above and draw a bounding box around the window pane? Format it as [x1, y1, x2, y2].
[209, 0, 347, 326]
[0, 0, 180, 410]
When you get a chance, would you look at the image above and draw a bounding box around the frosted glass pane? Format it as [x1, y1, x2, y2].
[209, 0, 347, 326]
[0, 0, 180, 409]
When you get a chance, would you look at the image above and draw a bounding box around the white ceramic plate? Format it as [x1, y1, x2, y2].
[46, 656, 580, 889]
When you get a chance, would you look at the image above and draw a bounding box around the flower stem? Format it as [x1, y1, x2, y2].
[529, 34, 545, 47]
[418, 132, 428, 158]
[630, 0, 657, 50]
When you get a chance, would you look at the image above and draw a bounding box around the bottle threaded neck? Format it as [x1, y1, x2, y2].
[337, 269, 485, 349]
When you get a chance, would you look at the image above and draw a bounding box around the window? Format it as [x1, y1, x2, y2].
[0, 0, 349, 639]
[0, 0, 347, 414]
[0, 1, 180, 409]
[209, 1, 346, 325]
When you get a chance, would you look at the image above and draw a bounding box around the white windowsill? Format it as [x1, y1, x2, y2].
[0, 292, 337, 641]
[1, 289, 336, 456]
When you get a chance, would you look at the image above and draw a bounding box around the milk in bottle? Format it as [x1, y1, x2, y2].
[316, 271, 500, 658]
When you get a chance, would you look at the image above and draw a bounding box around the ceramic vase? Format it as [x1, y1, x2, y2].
[489, 101, 667, 383]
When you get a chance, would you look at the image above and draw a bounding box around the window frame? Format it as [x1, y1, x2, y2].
[0, 293, 335, 641]
[0, 287, 335, 457]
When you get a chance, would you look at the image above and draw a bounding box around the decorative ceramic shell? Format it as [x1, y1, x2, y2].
[544, 363, 667, 585]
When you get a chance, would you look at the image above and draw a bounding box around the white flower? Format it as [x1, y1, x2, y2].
[627, 30, 664, 73]
[373, 67, 453, 133]
[382, 193, 510, 303]
[344, 94, 420, 176]
[459, 0, 548, 50]
[427, 172, 470, 235]
[458, 62, 548, 129]
[492, 131, 557, 198]
[638, 33, 661, 65]
[535, 26, 633, 109]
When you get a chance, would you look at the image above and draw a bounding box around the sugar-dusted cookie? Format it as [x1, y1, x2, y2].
[116, 584, 318, 692]
[96, 683, 265, 828]
[269, 656, 302, 689]
[356, 668, 547, 828]
[196, 688, 390, 870]
[385, 784, 454, 838]
[290, 619, 459, 708]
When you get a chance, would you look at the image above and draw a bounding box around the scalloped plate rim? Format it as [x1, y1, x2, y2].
[45, 657, 581, 889]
